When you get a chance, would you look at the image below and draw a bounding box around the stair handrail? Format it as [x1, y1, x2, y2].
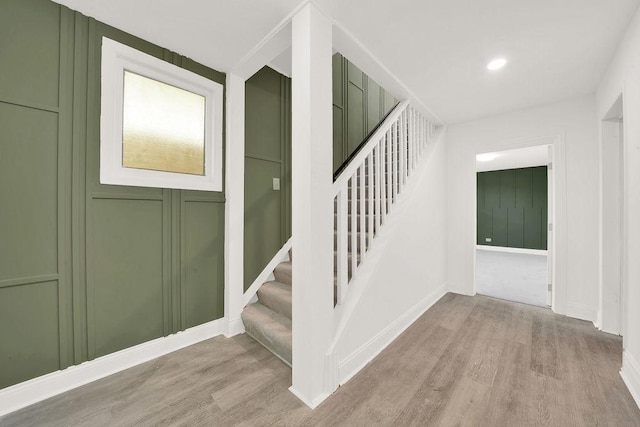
[332, 100, 434, 306]
[332, 100, 410, 194]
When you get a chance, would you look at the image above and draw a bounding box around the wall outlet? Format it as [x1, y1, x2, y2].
[273, 178, 280, 191]
[485, 237, 492, 242]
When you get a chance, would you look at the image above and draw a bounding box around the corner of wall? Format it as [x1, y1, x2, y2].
[621, 350, 640, 410]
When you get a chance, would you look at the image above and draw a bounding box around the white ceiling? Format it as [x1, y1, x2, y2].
[476, 145, 548, 172]
[53, 0, 639, 124]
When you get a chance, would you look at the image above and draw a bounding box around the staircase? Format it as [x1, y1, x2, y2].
[241, 260, 293, 366]
[240, 100, 434, 367]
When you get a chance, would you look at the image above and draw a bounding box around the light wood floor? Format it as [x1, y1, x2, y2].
[3, 293, 639, 426]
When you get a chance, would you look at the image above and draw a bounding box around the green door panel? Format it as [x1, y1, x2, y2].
[0, 281, 60, 389]
[0, 104, 58, 281]
[0, 0, 60, 108]
[244, 158, 282, 290]
[183, 201, 225, 328]
[91, 199, 164, 358]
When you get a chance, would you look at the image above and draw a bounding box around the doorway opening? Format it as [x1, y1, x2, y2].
[475, 145, 552, 308]
[600, 95, 625, 336]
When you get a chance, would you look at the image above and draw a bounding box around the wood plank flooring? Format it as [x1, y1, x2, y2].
[2, 293, 639, 426]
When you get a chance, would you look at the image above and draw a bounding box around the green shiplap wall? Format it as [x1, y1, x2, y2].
[0, 0, 225, 389]
[477, 166, 548, 250]
[244, 67, 292, 290]
[332, 53, 397, 173]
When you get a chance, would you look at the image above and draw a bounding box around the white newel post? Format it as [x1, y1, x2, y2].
[289, 3, 334, 408]
[224, 73, 246, 337]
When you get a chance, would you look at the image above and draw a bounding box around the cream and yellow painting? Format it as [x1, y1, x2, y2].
[122, 71, 206, 176]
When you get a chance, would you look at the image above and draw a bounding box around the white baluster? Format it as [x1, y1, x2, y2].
[367, 152, 374, 249]
[375, 142, 382, 233]
[336, 189, 348, 304]
[359, 163, 365, 265]
[350, 174, 357, 279]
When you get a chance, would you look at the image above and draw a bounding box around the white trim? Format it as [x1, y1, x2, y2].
[337, 284, 447, 386]
[476, 245, 547, 256]
[223, 73, 246, 338]
[288, 386, 331, 410]
[0, 319, 226, 417]
[621, 350, 640, 410]
[243, 238, 292, 306]
[565, 303, 598, 323]
[100, 37, 224, 191]
[470, 134, 568, 316]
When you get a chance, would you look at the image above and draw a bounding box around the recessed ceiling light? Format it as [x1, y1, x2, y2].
[487, 58, 507, 71]
[476, 153, 500, 162]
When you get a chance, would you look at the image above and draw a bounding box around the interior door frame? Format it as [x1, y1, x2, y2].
[471, 134, 568, 315]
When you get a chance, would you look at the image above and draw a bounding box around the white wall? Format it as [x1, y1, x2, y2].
[445, 95, 599, 321]
[333, 132, 448, 383]
[597, 6, 640, 407]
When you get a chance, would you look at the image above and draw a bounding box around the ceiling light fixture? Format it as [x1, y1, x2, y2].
[487, 58, 507, 71]
[476, 153, 500, 162]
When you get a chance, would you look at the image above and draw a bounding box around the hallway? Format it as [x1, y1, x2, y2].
[2, 293, 638, 426]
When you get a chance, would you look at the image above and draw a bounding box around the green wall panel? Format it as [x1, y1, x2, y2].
[0, 0, 60, 108]
[244, 158, 283, 290]
[367, 77, 381, 134]
[0, 104, 58, 281]
[333, 106, 345, 171]
[383, 91, 396, 116]
[183, 201, 225, 328]
[477, 166, 547, 250]
[245, 68, 282, 162]
[91, 199, 164, 358]
[507, 207, 525, 248]
[0, 282, 60, 389]
[244, 67, 291, 290]
[346, 63, 365, 156]
[0, 0, 226, 388]
[332, 53, 397, 174]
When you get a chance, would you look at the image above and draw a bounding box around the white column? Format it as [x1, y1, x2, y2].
[289, 3, 334, 408]
[224, 73, 246, 337]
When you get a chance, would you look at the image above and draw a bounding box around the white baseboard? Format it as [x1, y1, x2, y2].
[476, 245, 547, 256]
[224, 316, 245, 338]
[565, 302, 597, 323]
[288, 386, 331, 410]
[0, 318, 226, 417]
[621, 350, 640, 410]
[337, 284, 447, 386]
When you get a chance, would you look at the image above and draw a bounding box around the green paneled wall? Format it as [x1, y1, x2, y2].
[244, 67, 292, 290]
[332, 53, 397, 173]
[477, 166, 548, 250]
[0, 0, 225, 389]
